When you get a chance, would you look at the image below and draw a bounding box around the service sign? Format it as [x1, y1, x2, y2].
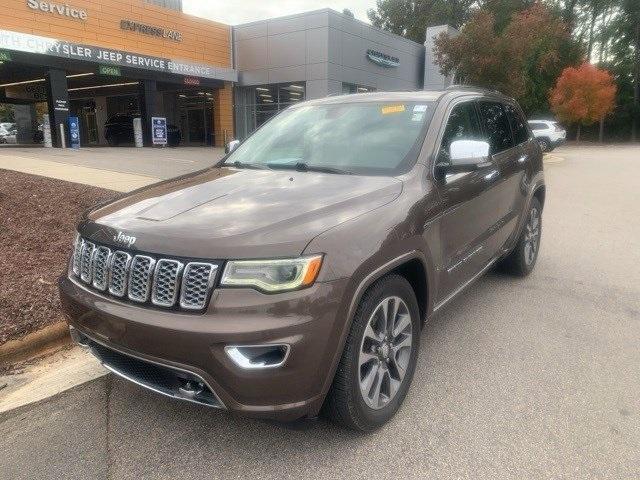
[151, 117, 167, 146]
[0, 29, 237, 81]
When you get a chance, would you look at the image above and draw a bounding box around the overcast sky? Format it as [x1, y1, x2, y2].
[182, 0, 376, 25]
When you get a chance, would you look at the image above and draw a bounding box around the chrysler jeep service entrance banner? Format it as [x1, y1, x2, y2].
[0, 29, 237, 81]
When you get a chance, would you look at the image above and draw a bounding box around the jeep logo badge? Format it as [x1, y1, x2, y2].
[113, 231, 137, 248]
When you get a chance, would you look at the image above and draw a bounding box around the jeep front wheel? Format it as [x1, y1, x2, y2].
[324, 274, 420, 431]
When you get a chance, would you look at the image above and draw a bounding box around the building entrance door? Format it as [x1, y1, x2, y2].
[186, 107, 205, 145]
[177, 93, 213, 146]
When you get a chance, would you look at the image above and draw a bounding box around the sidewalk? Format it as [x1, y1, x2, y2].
[0, 150, 157, 412]
[0, 153, 158, 192]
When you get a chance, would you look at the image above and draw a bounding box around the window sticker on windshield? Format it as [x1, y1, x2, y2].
[381, 104, 405, 115]
[413, 104, 428, 113]
[411, 113, 424, 122]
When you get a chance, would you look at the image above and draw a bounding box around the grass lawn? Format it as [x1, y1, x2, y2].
[0, 170, 116, 344]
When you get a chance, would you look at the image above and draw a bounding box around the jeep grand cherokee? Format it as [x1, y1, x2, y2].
[59, 88, 545, 431]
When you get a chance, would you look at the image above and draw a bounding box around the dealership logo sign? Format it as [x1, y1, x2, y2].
[121, 20, 182, 42]
[27, 0, 88, 20]
[366, 49, 400, 68]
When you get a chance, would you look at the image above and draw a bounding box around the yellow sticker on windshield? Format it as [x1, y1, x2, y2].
[381, 104, 405, 115]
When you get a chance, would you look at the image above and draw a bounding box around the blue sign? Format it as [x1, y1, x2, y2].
[152, 116, 167, 145]
[68, 116, 80, 149]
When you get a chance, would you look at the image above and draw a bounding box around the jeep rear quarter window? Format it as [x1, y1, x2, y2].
[505, 104, 530, 145]
[479, 101, 515, 155]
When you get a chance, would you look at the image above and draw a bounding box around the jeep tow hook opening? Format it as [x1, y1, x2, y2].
[225, 344, 290, 369]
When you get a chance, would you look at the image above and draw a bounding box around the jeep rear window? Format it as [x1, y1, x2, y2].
[223, 102, 436, 175]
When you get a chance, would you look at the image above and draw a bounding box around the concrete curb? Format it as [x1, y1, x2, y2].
[0, 322, 71, 366]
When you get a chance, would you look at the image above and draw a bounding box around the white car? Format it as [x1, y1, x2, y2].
[0, 125, 17, 144]
[528, 120, 566, 152]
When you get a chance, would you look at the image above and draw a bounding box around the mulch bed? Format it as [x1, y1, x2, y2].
[0, 170, 117, 344]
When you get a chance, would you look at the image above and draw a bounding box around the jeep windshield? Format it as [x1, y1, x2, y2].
[223, 101, 435, 176]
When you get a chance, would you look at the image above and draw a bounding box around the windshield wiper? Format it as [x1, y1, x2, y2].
[224, 160, 269, 170]
[267, 162, 352, 175]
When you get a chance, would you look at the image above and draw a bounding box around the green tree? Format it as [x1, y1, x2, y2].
[434, 4, 581, 115]
[482, 0, 534, 32]
[613, 0, 640, 141]
[367, 0, 475, 44]
[0, 104, 14, 123]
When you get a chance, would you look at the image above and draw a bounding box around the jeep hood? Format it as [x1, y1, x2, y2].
[81, 167, 402, 259]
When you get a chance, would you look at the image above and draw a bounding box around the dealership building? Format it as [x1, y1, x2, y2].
[0, 0, 453, 148]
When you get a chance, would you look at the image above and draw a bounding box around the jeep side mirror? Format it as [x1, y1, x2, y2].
[436, 139, 491, 176]
[225, 139, 240, 154]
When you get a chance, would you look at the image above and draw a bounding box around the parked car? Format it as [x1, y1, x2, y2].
[528, 119, 566, 152]
[104, 113, 181, 146]
[60, 88, 545, 431]
[0, 125, 17, 144]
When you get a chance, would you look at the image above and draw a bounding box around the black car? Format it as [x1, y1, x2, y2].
[104, 114, 181, 147]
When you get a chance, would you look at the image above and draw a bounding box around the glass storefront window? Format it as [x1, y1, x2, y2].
[342, 83, 376, 95]
[235, 82, 306, 139]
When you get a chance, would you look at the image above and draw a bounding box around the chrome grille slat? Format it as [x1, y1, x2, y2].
[72, 235, 84, 276]
[151, 259, 184, 307]
[92, 246, 112, 291]
[71, 236, 216, 311]
[128, 255, 156, 303]
[80, 241, 95, 283]
[108, 251, 132, 297]
[180, 262, 217, 310]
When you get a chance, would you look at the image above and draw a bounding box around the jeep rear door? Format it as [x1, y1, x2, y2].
[476, 101, 522, 256]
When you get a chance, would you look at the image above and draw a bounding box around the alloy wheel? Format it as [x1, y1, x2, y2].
[358, 296, 413, 410]
[538, 139, 549, 152]
[524, 206, 540, 266]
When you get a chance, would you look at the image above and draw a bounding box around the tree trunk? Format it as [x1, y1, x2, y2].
[599, 6, 610, 64]
[587, 8, 598, 60]
[599, 117, 605, 143]
[633, 22, 639, 142]
[576, 124, 582, 143]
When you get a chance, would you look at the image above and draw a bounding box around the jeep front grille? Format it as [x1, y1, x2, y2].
[71, 236, 218, 311]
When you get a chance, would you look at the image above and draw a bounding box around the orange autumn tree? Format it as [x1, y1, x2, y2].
[550, 63, 616, 142]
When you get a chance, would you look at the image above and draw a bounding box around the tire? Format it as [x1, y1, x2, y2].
[537, 137, 552, 152]
[323, 274, 420, 431]
[499, 197, 542, 276]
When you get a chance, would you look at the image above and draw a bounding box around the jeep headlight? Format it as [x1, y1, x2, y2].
[220, 255, 323, 293]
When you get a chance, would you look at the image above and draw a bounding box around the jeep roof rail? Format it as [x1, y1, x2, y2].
[445, 84, 503, 95]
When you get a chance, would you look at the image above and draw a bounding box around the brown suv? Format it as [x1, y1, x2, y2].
[59, 88, 544, 431]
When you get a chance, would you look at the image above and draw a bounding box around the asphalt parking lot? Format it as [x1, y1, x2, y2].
[1, 145, 639, 479]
